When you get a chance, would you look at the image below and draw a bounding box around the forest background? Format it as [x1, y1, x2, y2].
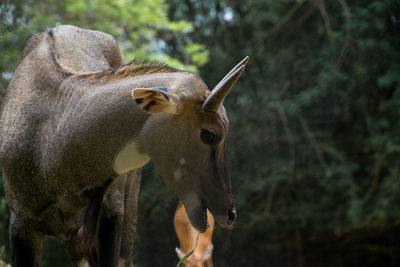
[1, 0, 400, 266]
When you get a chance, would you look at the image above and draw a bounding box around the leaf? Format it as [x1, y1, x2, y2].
[176, 234, 199, 267]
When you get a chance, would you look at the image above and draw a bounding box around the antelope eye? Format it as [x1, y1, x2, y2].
[200, 129, 216, 144]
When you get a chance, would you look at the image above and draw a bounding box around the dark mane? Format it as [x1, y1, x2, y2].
[73, 59, 183, 82]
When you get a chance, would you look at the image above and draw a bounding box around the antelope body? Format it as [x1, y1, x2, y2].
[174, 201, 214, 267]
[0, 25, 247, 266]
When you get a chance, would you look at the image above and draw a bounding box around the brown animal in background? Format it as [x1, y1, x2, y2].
[174, 201, 215, 267]
[0, 24, 247, 266]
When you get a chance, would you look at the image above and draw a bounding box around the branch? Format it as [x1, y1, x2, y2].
[276, 82, 296, 169]
[299, 115, 329, 176]
[315, 0, 333, 45]
[336, 0, 352, 65]
[295, 4, 318, 27]
[266, 1, 305, 36]
[363, 155, 383, 202]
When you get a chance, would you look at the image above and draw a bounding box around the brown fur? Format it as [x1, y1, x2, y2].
[174, 201, 214, 267]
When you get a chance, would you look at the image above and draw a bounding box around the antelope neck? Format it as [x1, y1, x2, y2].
[113, 141, 150, 174]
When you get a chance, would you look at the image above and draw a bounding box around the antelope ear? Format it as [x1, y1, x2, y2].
[132, 87, 177, 114]
[175, 247, 185, 259]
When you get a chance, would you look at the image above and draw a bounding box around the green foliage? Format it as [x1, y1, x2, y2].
[184, 43, 209, 67]
[165, 0, 400, 266]
[0, 0, 208, 99]
[133, 164, 179, 266]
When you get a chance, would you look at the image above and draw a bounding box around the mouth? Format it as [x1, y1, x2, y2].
[183, 194, 236, 232]
[186, 199, 208, 233]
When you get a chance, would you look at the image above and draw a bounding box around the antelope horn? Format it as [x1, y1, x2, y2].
[203, 56, 249, 112]
[215, 56, 249, 89]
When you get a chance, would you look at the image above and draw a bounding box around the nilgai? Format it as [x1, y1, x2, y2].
[0, 25, 248, 266]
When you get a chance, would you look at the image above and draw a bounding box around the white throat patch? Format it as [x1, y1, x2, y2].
[113, 141, 150, 174]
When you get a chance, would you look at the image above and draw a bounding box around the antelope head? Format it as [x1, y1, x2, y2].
[132, 57, 248, 232]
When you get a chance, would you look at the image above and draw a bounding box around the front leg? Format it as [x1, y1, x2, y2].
[97, 214, 123, 266]
[9, 212, 44, 267]
[119, 169, 141, 267]
[100, 168, 141, 267]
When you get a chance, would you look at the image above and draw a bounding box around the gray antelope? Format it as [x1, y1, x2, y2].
[0, 25, 248, 266]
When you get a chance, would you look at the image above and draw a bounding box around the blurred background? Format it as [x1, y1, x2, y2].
[1, 0, 400, 266]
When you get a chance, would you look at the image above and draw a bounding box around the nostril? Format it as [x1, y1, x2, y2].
[227, 206, 237, 225]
